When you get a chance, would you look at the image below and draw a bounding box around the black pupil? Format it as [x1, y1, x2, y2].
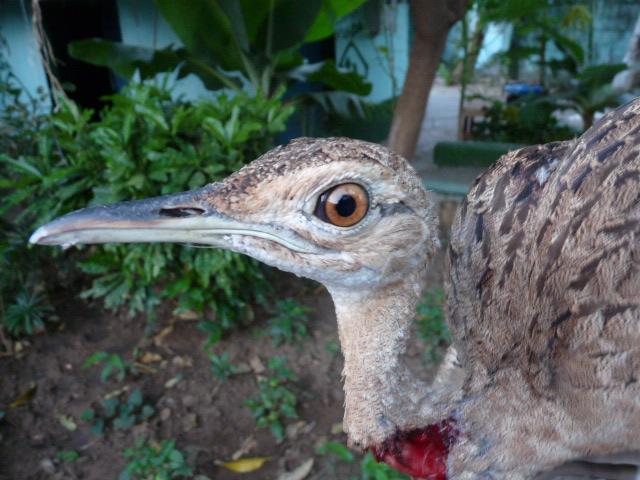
[335, 195, 356, 217]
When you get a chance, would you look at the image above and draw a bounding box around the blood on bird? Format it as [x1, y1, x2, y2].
[371, 419, 458, 480]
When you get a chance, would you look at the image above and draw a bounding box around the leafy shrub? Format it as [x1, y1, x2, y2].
[3, 287, 56, 336]
[317, 441, 410, 480]
[81, 388, 155, 435]
[245, 356, 297, 441]
[208, 351, 237, 380]
[83, 351, 133, 382]
[57, 450, 80, 463]
[1, 80, 294, 334]
[357, 452, 410, 480]
[119, 437, 192, 480]
[0, 31, 47, 162]
[265, 298, 312, 346]
[470, 95, 574, 145]
[416, 288, 450, 365]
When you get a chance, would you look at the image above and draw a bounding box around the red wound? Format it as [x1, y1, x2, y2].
[372, 419, 458, 480]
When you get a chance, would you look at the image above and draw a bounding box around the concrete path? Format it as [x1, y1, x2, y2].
[413, 82, 485, 196]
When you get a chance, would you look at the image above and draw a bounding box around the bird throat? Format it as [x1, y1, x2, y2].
[372, 419, 458, 480]
[329, 272, 457, 478]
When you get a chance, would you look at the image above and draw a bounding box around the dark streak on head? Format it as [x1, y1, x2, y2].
[596, 140, 624, 163]
[475, 213, 484, 243]
[571, 166, 592, 192]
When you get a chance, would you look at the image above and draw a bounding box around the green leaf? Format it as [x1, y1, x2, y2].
[140, 405, 155, 420]
[302, 60, 371, 96]
[257, 0, 324, 52]
[578, 63, 627, 89]
[80, 409, 95, 423]
[69, 39, 184, 79]
[57, 450, 80, 463]
[154, 0, 243, 70]
[114, 413, 135, 430]
[305, 0, 368, 42]
[83, 351, 109, 369]
[317, 441, 355, 462]
[90, 418, 105, 435]
[127, 388, 143, 408]
[102, 397, 120, 418]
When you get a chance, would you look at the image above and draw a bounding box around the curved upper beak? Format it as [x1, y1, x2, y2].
[29, 184, 315, 254]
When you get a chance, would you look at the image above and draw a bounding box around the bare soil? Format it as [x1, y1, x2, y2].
[0, 201, 457, 480]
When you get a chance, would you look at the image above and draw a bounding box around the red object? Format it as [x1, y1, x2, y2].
[372, 419, 458, 480]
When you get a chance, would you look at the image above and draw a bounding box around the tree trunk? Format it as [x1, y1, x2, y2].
[388, 0, 469, 159]
[613, 12, 640, 93]
[452, 17, 486, 84]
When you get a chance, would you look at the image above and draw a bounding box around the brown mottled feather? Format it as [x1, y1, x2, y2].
[446, 99, 640, 477]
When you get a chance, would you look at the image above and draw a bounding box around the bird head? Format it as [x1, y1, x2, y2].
[30, 137, 438, 292]
[30, 137, 447, 477]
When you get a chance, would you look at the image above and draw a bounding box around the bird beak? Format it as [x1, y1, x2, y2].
[29, 184, 314, 253]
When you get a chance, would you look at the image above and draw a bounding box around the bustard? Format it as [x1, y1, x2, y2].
[30, 98, 640, 479]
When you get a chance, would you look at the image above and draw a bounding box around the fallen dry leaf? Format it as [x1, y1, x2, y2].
[57, 414, 77, 431]
[153, 325, 174, 348]
[171, 356, 193, 368]
[176, 310, 199, 320]
[164, 374, 182, 389]
[231, 435, 257, 460]
[330, 422, 344, 435]
[248, 355, 265, 374]
[216, 457, 270, 473]
[139, 352, 163, 364]
[276, 458, 314, 480]
[9, 382, 36, 408]
[104, 386, 130, 400]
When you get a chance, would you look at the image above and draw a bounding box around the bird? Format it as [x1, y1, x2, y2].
[29, 97, 640, 479]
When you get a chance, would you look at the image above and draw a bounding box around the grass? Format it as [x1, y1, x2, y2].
[415, 288, 451, 365]
[265, 298, 311, 346]
[245, 356, 298, 441]
[119, 437, 192, 480]
[317, 441, 410, 480]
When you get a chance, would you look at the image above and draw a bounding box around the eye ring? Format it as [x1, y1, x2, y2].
[314, 183, 369, 227]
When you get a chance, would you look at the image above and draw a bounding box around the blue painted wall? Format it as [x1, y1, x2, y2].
[334, 2, 410, 103]
[116, 0, 214, 101]
[0, 1, 51, 110]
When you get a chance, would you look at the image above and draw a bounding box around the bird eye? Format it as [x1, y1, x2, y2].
[314, 183, 369, 227]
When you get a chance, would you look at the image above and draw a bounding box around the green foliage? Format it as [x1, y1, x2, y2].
[476, 0, 591, 80]
[81, 388, 155, 435]
[470, 95, 575, 144]
[208, 351, 237, 380]
[2, 80, 293, 332]
[3, 287, 56, 336]
[0, 33, 56, 338]
[317, 442, 409, 480]
[552, 63, 626, 129]
[68, 0, 370, 108]
[416, 288, 450, 365]
[245, 356, 297, 441]
[356, 452, 410, 480]
[316, 441, 355, 462]
[83, 351, 134, 382]
[0, 30, 47, 160]
[119, 437, 192, 480]
[265, 298, 311, 346]
[57, 450, 80, 463]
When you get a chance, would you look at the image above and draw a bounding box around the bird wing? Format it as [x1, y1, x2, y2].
[446, 98, 640, 397]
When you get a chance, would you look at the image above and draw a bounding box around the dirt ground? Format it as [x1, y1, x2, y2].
[0, 213, 453, 480]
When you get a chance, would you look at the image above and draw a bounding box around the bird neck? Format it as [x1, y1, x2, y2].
[328, 272, 433, 448]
